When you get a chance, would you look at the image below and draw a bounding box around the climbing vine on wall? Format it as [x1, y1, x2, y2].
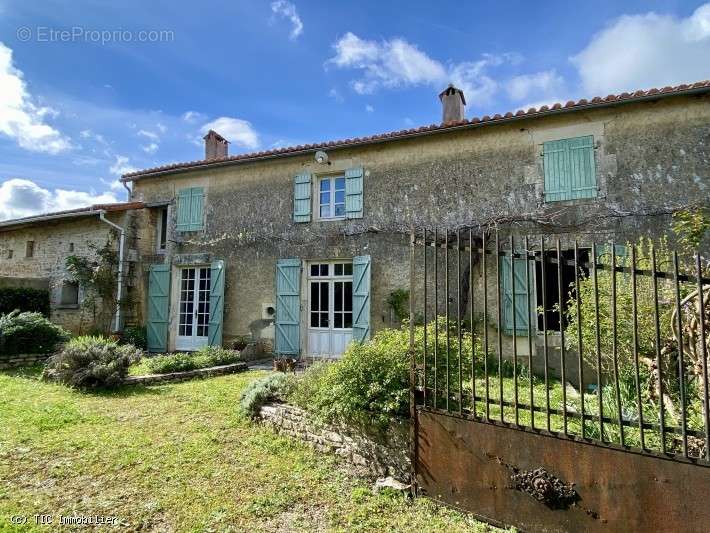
[65, 241, 119, 334]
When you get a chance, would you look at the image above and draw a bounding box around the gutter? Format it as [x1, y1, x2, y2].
[98, 211, 126, 332]
[121, 85, 710, 182]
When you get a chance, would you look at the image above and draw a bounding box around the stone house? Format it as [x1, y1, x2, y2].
[118, 80, 709, 364]
[0, 202, 144, 334]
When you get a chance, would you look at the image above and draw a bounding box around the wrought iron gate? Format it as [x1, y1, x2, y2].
[407, 228, 710, 532]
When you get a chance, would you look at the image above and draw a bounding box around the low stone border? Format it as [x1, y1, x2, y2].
[0, 354, 51, 370]
[259, 402, 410, 482]
[124, 362, 248, 385]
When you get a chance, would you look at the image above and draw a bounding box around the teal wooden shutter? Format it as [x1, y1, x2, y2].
[275, 258, 301, 355]
[293, 173, 312, 223]
[345, 167, 364, 219]
[176, 187, 204, 231]
[543, 136, 596, 202]
[208, 260, 225, 346]
[147, 263, 170, 352]
[352, 255, 371, 342]
[500, 255, 532, 334]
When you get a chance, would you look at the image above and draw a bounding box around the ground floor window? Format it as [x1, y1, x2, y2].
[535, 248, 590, 331]
[59, 281, 79, 306]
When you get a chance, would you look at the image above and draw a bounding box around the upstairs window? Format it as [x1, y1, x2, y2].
[319, 176, 346, 219]
[543, 136, 597, 202]
[25, 241, 34, 258]
[6, 249, 13, 259]
[176, 187, 204, 232]
[60, 281, 79, 306]
[157, 207, 168, 252]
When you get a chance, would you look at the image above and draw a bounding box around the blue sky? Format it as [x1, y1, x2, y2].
[0, 0, 709, 219]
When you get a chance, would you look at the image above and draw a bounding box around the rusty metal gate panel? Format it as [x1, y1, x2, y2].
[416, 409, 710, 532]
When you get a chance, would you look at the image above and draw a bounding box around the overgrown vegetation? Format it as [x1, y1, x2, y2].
[672, 206, 710, 251]
[0, 287, 50, 316]
[386, 288, 410, 323]
[138, 346, 241, 375]
[239, 373, 292, 418]
[65, 241, 120, 334]
[119, 325, 147, 350]
[0, 310, 69, 355]
[44, 335, 141, 389]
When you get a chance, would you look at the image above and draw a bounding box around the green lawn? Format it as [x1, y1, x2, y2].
[0, 367, 504, 532]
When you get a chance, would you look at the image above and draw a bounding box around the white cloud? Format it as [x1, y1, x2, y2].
[506, 70, 564, 101]
[142, 142, 159, 154]
[79, 129, 108, 145]
[200, 117, 260, 150]
[365, 104, 374, 113]
[100, 178, 125, 192]
[327, 33, 520, 106]
[328, 88, 344, 102]
[156, 122, 167, 134]
[109, 155, 137, 176]
[0, 42, 72, 154]
[572, 3, 710, 95]
[182, 110, 205, 123]
[0, 178, 118, 220]
[137, 129, 159, 141]
[271, 0, 303, 40]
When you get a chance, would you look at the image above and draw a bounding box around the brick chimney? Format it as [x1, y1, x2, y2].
[439, 84, 466, 123]
[203, 130, 229, 159]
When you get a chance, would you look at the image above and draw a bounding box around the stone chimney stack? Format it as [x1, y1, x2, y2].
[439, 84, 466, 123]
[203, 130, 229, 160]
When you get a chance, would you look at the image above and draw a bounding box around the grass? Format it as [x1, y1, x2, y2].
[0, 366, 507, 532]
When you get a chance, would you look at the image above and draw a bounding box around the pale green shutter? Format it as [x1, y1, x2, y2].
[293, 173, 312, 223]
[189, 187, 204, 231]
[208, 260, 225, 346]
[147, 263, 170, 352]
[352, 255, 371, 342]
[543, 136, 596, 202]
[275, 258, 301, 355]
[345, 167, 364, 219]
[176, 187, 204, 231]
[500, 255, 532, 334]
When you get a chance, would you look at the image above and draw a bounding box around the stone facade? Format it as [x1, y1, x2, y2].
[259, 402, 410, 481]
[125, 90, 709, 365]
[0, 208, 140, 334]
[0, 353, 51, 369]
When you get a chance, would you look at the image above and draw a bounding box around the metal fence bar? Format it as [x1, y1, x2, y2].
[696, 253, 709, 461]
[631, 244, 645, 449]
[651, 246, 667, 452]
[673, 251, 688, 457]
[483, 232, 490, 421]
[423, 228, 428, 408]
[445, 230, 450, 413]
[574, 241, 585, 439]
[611, 244, 625, 446]
[434, 228, 439, 411]
[470, 229, 477, 417]
[592, 242, 604, 441]
[541, 236, 551, 431]
[457, 229, 463, 416]
[496, 233, 504, 422]
[525, 236, 534, 429]
[556, 239, 568, 435]
[510, 236, 519, 426]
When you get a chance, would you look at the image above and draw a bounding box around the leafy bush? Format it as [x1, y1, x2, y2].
[120, 326, 147, 350]
[0, 310, 69, 355]
[143, 346, 241, 374]
[239, 373, 291, 418]
[0, 287, 50, 316]
[44, 335, 141, 388]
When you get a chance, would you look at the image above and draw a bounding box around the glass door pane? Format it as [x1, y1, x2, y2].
[196, 267, 211, 337]
[179, 268, 195, 336]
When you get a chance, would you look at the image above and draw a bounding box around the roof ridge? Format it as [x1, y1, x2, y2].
[122, 80, 710, 181]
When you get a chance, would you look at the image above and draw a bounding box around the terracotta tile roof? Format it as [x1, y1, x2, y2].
[0, 201, 145, 230]
[122, 80, 710, 181]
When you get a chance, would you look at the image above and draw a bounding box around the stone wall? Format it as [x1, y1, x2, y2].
[0, 353, 51, 369]
[123, 362, 247, 385]
[259, 402, 410, 481]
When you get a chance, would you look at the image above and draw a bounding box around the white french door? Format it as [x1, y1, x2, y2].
[307, 262, 353, 358]
[176, 266, 211, 351]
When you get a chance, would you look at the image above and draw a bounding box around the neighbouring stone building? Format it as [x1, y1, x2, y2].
[0, 202, 144, 333]
[1, 81, 708, 367]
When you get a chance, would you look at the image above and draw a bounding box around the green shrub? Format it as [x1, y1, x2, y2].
[120, 326, 147, 350]
[44, 335, 141, 388]
[0, 310, 69, 355]
[239, 373, 291, 418]
[143, 346, 241, 374]
[0, 287, 50, 316]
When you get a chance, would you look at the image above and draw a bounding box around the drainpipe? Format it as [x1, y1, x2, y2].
[122, 181, 132, 201]
[98, 211, 125, 332]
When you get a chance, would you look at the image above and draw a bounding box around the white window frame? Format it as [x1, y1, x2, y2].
[307, 261, 353, 331]
[317, 175, 346, 220]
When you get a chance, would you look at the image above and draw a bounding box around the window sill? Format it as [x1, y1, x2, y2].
[316, 217, 346, 222]
[55, 304, 80, 310]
